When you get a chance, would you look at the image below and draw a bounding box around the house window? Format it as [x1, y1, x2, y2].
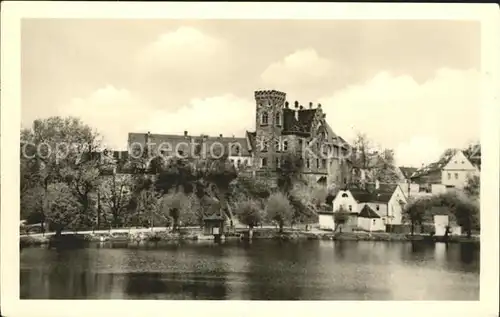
[260, 112, 269, 125]
[372, 219, 376, 224]
[262, 140, 269, 152]
[447, 173, 451, 180]
[306, 159, 310, 168]
[261, 158, 267, 167]
[461, 161, 464, 164]
[275, 158, 281, 168]
[316, 159, 320, 168]
[342, 193, 348, 198]
[376, 205, 380, 211]
[230, 159, 234, 164]
[275, 112, 281, 126]
[343, 177, 347, 184]
[348, 205, 352, 211]
[274, 139, 281, 152]
[454, 173, 459, 179]
[237, 159, 241, 167]
[283, 140, 288, 151]
[322, 159, 327, 168]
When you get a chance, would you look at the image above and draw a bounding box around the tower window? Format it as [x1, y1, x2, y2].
[261, 158, 267, 167]
[260, 112, 269, 125]
[275, 112, 281, 126]
[275, 139, 281, 152]
[283, 140, 288, 151]
[261, 140, 269, 152]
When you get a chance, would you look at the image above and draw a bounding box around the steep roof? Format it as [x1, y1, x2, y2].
[128, 132, 252, 157]
[359, 205, 381, 218]
[399, 166, 418, 179]
[411, 149, 460, 179]
[346, 183, 398, 203]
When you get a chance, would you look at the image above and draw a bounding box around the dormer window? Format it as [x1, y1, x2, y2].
[275, 112, 281, 126]
[260, 112, 269, 125]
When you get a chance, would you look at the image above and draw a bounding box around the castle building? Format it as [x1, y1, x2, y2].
[126, 90, 352, 187]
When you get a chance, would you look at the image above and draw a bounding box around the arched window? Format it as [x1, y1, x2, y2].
[275, 112, 281, 126]
[282, 140, 288, 151]
[261, 112, 269, 125]
[342, 193, 348, 198]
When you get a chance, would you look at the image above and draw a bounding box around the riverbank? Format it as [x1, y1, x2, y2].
[20, 227, 480, 248]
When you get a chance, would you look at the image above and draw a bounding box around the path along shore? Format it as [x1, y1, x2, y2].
[20, 226, 480, 247]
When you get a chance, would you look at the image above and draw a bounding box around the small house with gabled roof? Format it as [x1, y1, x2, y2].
[332, 181, 408, 231]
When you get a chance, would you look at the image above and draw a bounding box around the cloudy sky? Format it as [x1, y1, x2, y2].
[21, 19, 480, 167]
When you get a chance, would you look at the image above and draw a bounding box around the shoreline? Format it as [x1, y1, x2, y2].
[20, 228, 480, 248]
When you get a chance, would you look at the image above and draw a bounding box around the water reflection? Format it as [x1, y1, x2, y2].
[20, 240, 479, 300]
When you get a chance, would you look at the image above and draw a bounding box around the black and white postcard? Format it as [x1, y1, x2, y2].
[1, 2, 499, 317]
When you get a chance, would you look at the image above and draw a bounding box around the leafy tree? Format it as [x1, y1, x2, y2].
[351, 132, 400, 184]
[235, 198, 264, 237]
[464, 174, 480, 198]
[266, 192, 293, 233]
[44, 183, 81, 236]
[433, 191, 479, 238]
[99, 173, 133, 228]
[21, 117, 102, 231]
[402, 197, 432, 235]
[333, 205, 351, 232]
[161, 191, 189, 231]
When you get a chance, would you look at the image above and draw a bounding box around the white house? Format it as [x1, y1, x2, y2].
[332, 181, 408, 231]
[440, 150, 479, 189]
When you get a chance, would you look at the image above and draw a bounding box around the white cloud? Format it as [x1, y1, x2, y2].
[60, 85, 151, 149]
[261, 49, 333, 87]
[137, 26, 228, 72]
[137, 95, 255, 138]
[318, 68, 481, 166]
[60, 87, 255, 150]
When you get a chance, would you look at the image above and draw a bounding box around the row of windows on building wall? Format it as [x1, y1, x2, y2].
[447, 172, 460, 180]
[259, 139, 340, 157]
[260, 112, 281, 126]
[230, 158, 252, 167]
[259, 157, 328, 169]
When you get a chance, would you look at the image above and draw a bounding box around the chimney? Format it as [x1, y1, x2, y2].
[184, 130, 188, 137]
[219, 134, 223, 138]
[375, 179, 380, 190]
[294, 101, 299, 109]
[309, 102, 313, 109]
[318, 103, 322, 108]
[285, 101, 289, 108]
[299, 105, 304, 110]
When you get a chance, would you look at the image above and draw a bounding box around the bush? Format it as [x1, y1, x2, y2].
[266, 192, 293, 232]
[235, 198, 265, 228]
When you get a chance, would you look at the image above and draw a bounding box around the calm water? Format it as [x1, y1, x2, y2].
[20, 240, 479, 300]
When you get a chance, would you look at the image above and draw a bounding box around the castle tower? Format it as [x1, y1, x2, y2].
[254, 90, 286, 171]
